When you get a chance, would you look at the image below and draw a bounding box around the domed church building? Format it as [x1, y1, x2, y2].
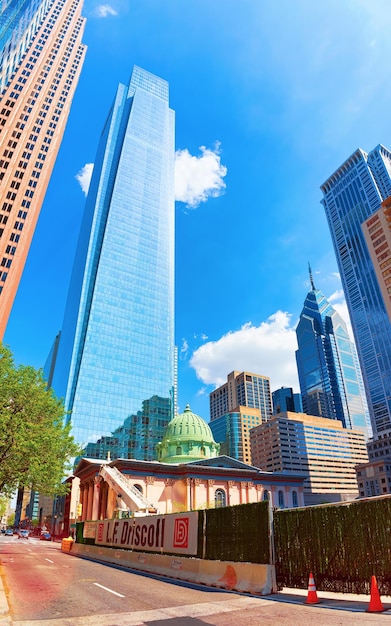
[156, 404, 220, 463]
[71, 405, 305, 527]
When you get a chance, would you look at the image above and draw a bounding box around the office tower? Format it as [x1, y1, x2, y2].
[295, 266, 370, 437]
[0, 0, 86, 338]
[250, 412, 368, 505]
[209, 371, 272, 464]
[51, 66, 175, 462]
[210, 370, 272, 421]
[356, 431, 391, 497]
[1, 0, 52, 93]
[321, 145, 391, 437]
[272, 386, 302, 414]
[362, 196, 391, 324]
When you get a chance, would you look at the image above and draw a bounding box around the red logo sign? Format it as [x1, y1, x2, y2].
[173, 517, 189, 548]
[97, 523, 104, 542]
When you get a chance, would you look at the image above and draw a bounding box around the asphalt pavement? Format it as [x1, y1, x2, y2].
[0, 545, 390, 624]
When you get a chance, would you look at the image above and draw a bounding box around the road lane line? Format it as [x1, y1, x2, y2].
[93, 582, 125, 598]
[45, 558, 54, 563]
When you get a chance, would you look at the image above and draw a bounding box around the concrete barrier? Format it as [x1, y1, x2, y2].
[69, 543, 276, 594]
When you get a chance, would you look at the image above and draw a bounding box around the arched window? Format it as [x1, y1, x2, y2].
[214, 489, 226, 508]
[292, 490, 298, 507]
[134, 484, 143, 494]
[263, 489, 269, 501]
[176, 445, 182, 455]
[278, 490, 284, 508]
[200, 446, 206, 456]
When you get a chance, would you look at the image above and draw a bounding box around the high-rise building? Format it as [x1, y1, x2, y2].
[250, 412, 369, 505]
[209, 371, 272, 464]
[272, 386, 302, 414]
[51, 66, 175, 462]
[0, 0, 86, 338]
[321, 145, 391, 437]
[295, 266, 370, 437]
[210, 370, 272, 421]
[362, 196, 391, 324]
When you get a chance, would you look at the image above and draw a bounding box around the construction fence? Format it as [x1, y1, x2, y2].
[75, 494, 391, 595]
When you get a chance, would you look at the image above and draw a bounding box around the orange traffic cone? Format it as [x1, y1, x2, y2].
[305, 572, 319, 604]
[367, 576, 385, 613]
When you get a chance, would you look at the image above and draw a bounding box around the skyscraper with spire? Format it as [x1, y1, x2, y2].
[0, 0, 86, 338]
[295, 265, 370, 437]
[51, 66, 175, 462]
[321, 145, 391, 438]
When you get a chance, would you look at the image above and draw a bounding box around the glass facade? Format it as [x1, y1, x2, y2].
[51, 66, 175, 461]
[321, 145, 391, 437]
[272, 387, 303, 414]
[0, 0, 52, 93]
[295, 281, 370, 437]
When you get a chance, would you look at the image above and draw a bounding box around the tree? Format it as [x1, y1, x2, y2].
[0, 343, 81, 497]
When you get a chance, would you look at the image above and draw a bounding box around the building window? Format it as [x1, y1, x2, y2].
[133, 484, 143, 494]
[263, 489, 269, 501]
[292, 490, 298, 507]
[215, 489, 226, 508]
[278, 490, 284, 508]
[176, 446, 182, 456]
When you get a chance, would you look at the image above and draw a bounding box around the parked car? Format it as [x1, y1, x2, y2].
[18, 530, 29, 539]
[40, 532, 51, 541]
[4, 529, 13, 536]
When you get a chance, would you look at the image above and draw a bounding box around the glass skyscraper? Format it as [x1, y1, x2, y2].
[321, 145, 391, 437]
[295, 267, 370, 437]
[51, 66, 175, 461]
[1, 0, 52, 93]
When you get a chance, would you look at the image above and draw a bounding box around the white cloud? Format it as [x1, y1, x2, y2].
[180, 338, 189, 359]
[75, 163, 93, 196]
[93, 4, 118, 18]
[189, 311, 299, 392]
[175, 143, 227, 208]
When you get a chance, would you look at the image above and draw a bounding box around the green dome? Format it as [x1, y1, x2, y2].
[156, 404, 220, 463]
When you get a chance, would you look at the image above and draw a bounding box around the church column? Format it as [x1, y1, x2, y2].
[227, 481, 235, 506]
[207, 480, 214, 508]
[86, 480, 94, 520]
[145, 476, 155, 503]
[81, 483, 89, 521]
[92, 476, 101, 520]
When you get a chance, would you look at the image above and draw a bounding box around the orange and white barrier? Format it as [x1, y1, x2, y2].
[69, 543, 277, 595]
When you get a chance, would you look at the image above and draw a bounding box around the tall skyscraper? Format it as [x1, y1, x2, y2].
[209, 370, 272, 464]
[51, 66, 175, 462]
[295, 266, 370, 436]
[0, 0, 86, 338]
[321, 145, 391, 437]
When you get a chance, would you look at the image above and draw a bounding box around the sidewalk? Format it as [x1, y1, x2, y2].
[273, 586, 391, 614]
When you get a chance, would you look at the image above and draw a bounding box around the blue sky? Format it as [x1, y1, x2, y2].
[4, 0, 391, 421]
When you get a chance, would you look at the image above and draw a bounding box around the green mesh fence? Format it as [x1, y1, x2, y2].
[274, 496, 391, 595]
[199, 501, 270, 563]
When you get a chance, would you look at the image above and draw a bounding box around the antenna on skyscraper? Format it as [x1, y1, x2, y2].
[308, 262, 316, 290]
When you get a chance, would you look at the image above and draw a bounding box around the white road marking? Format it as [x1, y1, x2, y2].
[45, 558, 54, 563]
[93, 582, 125, 598]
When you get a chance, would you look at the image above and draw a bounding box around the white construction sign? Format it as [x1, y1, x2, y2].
[95, 512, 199, 556]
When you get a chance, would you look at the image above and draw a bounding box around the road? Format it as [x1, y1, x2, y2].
[0, 534, 390, 625]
